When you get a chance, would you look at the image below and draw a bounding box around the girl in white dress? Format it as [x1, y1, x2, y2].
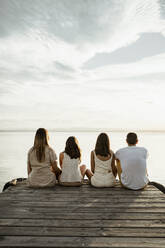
[86, 133, 117, 187]
[27, 128, 61, 187]
[59, 136, 86, 186]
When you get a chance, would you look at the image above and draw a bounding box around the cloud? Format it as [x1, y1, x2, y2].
[0, 0, 164, 68]
[0, 0, 165, 130]
[83, 33, 165, 68]
[159, 0, 165, 19]
[54, 61, 75, 72]
[100, 53, 165, 78]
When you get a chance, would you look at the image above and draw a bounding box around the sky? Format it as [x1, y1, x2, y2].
[0, 0, 165, 130]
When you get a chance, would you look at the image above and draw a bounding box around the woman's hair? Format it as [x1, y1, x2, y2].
[65, 136, 81, 160]
[33, 128, 49, 162]
[95, 133, 111, 157]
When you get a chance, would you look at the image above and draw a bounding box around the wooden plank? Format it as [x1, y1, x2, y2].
[3, 182, 159, 192]
[1, 188, 162, 196]
[1, 201, 164, 208]
[0, 236, 165, 247]
[0, 195, 165, 202]
[1, 191, 163, 198]
[0, 211, 164, 220]
[5, 186, 159, 193]
[0, 226, 165, 238]
[0, 219, 165, 228]
[10, 182, 158, 188]
[0, 203, 165, 213]
[0, 207, 165, 214]
[6, 188, 160, 193]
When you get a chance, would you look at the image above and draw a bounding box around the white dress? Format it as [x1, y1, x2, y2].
[91, 151, 116, 187]
[60, 153, 82, 183]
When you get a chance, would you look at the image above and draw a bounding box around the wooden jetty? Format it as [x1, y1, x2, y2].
[0, 181, 165, 247]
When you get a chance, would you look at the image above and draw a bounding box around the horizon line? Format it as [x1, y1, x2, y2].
[1, 128, 165, 133]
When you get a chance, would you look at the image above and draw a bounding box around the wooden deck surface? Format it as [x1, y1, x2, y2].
[0, 181, 165, 247]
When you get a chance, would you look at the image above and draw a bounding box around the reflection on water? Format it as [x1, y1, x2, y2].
[0, 131, 165, 191]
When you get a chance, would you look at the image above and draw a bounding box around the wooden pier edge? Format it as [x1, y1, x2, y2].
[0, 180, 165, 247]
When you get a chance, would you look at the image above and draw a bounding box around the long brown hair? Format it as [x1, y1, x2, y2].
[95, 133, 111, 157]
[33, 128, 49, 162]
[65, 136, 81, 160]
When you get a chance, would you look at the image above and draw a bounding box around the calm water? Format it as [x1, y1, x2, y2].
[0, 131, 165, 191]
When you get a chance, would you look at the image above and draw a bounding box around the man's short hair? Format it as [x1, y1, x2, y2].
[126, 132, 138, 145]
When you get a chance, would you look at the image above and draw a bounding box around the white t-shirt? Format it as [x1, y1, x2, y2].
[115, 146, 149, 190]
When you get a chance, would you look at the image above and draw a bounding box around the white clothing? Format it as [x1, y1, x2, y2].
[91, 151, 116, 187]
[60, 153, 82, 183]
[115, 146, 149, 190]
[27, 146, 57, 187]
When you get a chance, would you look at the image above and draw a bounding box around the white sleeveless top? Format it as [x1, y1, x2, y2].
[91, 151, 116, 187]
[60, 153, 82, 183]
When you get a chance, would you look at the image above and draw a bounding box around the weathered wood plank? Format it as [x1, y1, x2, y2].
[0, 236, 165, 247]
[3, 181, 153, 186]
[1, 201, 164, 208]
[0, 211, 164, 219]
[0, 226, 165, 238]
[5, 186, 159, 193]
[12, 182, 159, 188]
[0, 207, 165, 214]
[0, 195, 165, 202]
[0, 219, 165, 228]
[1, 191, 162, 198]
[3, 182, 159, 192]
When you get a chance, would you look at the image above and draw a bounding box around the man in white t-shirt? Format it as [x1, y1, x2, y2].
[115, 132, 149, 190]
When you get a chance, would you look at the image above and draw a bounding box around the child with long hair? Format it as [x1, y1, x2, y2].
[59, 136, 86, 186]
[27, 128, 61, 187]
[86, 133, 117, 187]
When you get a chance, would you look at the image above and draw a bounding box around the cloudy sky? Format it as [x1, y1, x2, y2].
[0, 0, 165, 130]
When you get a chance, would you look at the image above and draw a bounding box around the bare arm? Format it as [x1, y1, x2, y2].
[51, 160, 62, 179]
[27, 162, 32, 175]
[51, 160, 59, 173]
[116, 159, 122, 181]
[59, 152, 64, 169]
[91, 151, 95, 173]
[111, 154, 117, 177]
[146, 168, 149, 177]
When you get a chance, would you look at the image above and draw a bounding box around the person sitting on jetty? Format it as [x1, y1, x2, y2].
[86, 133, 117, 187]
[59, 136, 86, 186]
[115, 132, 149, 190]
[27, 128, 61, 187]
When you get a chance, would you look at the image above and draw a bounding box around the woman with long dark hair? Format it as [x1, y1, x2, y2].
[86, 133, 117, 187]
[27, 128, 61, 187]
[59, 136, 86, 186]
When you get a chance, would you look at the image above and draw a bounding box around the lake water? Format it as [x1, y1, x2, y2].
[0, 131, 165, 191]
